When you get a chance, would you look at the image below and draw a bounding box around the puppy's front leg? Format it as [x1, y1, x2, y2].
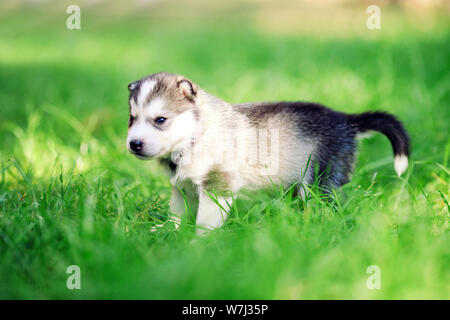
[169, 186, 188, 228]
[196, 190, 232, 235]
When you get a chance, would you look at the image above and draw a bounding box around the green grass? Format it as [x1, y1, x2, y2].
[0, 7, 449, 299]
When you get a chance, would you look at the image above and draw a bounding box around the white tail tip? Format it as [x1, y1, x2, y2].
[394, 154, 408, 176]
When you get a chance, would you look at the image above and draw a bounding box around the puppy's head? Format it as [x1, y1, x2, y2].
[126, 72, 198, 159]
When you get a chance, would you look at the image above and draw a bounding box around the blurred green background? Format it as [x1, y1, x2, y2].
[0, 0, 448, 299]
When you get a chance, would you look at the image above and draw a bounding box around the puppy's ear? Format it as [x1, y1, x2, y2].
[177, 79, 197, 102]
[128, 81, 140, 92]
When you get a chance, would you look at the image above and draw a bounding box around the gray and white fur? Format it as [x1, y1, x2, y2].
[126, 72, 410, 234]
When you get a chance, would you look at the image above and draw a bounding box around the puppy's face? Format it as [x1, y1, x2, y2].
[126, 72, 198, 159]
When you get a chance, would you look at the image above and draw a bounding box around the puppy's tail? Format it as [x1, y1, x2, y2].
[348, 111, 410, 176]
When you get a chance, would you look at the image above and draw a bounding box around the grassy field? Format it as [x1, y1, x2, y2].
[0, 3, 449, 299]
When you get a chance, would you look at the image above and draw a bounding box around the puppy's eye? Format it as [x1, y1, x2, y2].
[154, 117, 167, 125]
[129, 115, 136, 127]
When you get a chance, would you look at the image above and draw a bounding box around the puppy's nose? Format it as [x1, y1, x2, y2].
[130, 140, 143, 153]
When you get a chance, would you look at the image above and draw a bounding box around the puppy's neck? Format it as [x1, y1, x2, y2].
[169, 90, 234, 176]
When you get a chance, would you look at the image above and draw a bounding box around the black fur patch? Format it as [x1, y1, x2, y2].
[169, 159, 177, 172]
[235, 101, 409, 190]
[159, 157, 178, 175]
[145, 80, 167, 105]
[128, 80, 142, 106]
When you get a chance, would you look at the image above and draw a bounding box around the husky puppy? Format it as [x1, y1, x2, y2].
[127, 72, 410, 234]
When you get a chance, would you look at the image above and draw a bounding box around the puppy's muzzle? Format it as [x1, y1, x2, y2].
[129, 139, 144, 153]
